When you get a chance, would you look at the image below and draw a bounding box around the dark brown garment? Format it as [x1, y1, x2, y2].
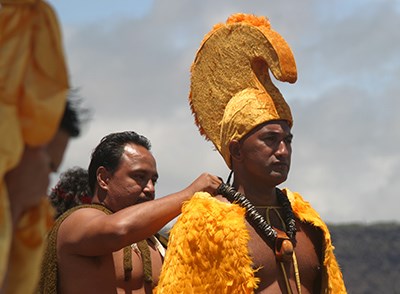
[37, 204, 152, 293]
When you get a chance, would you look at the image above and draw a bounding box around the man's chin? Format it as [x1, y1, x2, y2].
[270, 172, 288, 185]
[136, 198, 152, 204]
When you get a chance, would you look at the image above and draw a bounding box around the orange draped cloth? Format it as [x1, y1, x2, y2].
[0, 0, 68, 291]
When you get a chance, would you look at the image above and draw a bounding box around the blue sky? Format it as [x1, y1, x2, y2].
[49, 0, 154, 25]
[47, 0, 400, 224]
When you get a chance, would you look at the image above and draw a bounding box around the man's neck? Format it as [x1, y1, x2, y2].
[233, 180, 280, 207]
[91, 194, 114, 212]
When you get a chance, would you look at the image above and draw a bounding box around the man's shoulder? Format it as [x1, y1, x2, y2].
[59, 204, 111, 219]
[282, 188, 332, 235]
[55, 204, 112, 233]
[281, 188, 314, 209]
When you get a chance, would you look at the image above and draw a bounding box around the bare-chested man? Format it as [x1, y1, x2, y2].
[222, 120, 325, 292]
[156, 13, 346, 293]
[38, 131, 221, 293]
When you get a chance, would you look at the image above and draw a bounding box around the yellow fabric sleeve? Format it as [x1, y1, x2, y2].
[6, 199, 54, 293]
[0, 187, 12, 290]
[0, 0, 68, 290]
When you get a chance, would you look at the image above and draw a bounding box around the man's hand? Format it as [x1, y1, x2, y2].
[186, 173, 222, 196]
[5, 145, 51, 227]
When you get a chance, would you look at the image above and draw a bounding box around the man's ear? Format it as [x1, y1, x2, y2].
[97, 166, 110, 190]
[229, 140, 242, 162]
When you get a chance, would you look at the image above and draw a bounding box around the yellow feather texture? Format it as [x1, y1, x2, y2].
[155, 192, 259, 293]
[284, 189, 347, 293]
[156, 190, 347, 293]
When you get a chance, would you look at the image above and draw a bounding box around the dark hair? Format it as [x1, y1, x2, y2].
[60, 89, 90, 137]
[49, 167, 92, 219]
[88, 131, 151, 194]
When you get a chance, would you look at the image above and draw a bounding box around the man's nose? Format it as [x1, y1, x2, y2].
[143, 179, 155, 197]
[276, 140, 290, 156]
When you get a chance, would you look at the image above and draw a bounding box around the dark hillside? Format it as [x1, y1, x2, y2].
[330, 223, 400, 294]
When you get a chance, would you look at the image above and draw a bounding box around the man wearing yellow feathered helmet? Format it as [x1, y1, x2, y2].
[156, 13, 347, 294]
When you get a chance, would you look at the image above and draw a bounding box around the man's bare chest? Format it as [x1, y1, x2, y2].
[246, 217, 323, 292]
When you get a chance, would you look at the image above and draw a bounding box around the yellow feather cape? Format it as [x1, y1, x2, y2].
[155, 190, 347, 294]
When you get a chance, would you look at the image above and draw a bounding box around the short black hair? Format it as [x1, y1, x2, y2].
[88, 131, 151, 194]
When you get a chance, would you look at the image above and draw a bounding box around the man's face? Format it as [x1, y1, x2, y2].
[238, 120, 292, 187]
[105, 143, 158, 211]
[47, 129, 70, 172]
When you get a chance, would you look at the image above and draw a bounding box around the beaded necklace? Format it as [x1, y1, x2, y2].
[217, 183, 296, 257]
[217, 183, 302, 293]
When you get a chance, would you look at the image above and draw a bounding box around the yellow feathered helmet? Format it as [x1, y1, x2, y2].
[189, 13, 297, 169]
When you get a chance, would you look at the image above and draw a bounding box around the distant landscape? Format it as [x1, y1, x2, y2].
[330, 222, 400, 294]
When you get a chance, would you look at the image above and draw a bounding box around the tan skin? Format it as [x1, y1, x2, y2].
[2, 129, 70, 293]
[56, 143, 221, 294]
[225, 120, 323, 294]
[5, 129, 70, 228]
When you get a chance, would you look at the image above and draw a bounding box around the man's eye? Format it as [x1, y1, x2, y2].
[133, 174, 145, 182]
[285, 138, 292, 144]
[263, 136, 277, 144]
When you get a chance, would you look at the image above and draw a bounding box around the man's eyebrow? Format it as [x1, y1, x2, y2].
[131, 169, 159, 179]
[264, 130, 292, 136]
[263, 131, 293, 141]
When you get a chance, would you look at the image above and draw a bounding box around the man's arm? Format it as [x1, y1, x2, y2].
[5, 146, 51, 228]
[57, 173, 221, 256]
